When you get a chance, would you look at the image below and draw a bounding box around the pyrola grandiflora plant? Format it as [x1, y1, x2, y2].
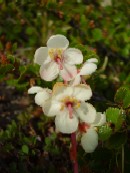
[28, 34, 106, 173]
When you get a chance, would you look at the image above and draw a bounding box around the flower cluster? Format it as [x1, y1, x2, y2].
[28, 34, 106, 153]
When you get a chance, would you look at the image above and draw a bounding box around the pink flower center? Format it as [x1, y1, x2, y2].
[66, 101, 73, 119]
[78, 122, 90, 133]
[60, 96, 80, 119]
[54, 56, 63, 70]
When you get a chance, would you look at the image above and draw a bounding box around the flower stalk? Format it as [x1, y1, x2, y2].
[70, 132, 79, 173]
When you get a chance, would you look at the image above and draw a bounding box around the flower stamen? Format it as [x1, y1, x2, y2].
[66, 102, 73, 119]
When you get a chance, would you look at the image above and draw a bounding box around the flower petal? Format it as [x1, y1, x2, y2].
[60, 63, 77, 81]
[80, 62, 97, 75]
[40, 61, 59, 81]
[86, 58, 98, 63]
[73, 84, 92, 101]
[70, 74, 81, 86]
[101, 0, 112, 7]
[92, 112, 106, 126]
[81, 128, 98, 153]
[52, 83, 73, 101]
[34, 90, 51, 106]
[64, 48, 83, 65]
[28, 86, 44, 94]
[76, 102, 96, 123]
[55, 110, 78, 134]
[47, 34, 69, 49]
[34, 47, 51, 65]
[43, 99, 61, 117]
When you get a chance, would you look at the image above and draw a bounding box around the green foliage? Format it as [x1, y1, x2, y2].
[114, 87, 130, 109]
[92, 28, 103, 41]
[106, 108, 124, 131]
[22, 145, 29, 154]
[0, 64, 14, 74]
[114, 87, 128, 104]
[44, 132, 60, 155]
[98, 124, 112, 141]
[123, 90, 130, 109]
[106, 132, 127, 149]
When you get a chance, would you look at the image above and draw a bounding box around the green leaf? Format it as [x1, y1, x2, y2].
[7, 79, 29, 91]
[26, 27, 35, 35]
[98, 124, 112, 141]
[106, 133, 127, 149]
[12, 42, 18, 52]
[114, 87, 128, 104]
[26, 64, 39, 75]
[0, 64, 14, 74]
[22, 145, 29, 154]
[7, 55, 15, 64]
[92, 28, 103, 41]
[123, 90, 130, 109]
[106, 108, 123, 131]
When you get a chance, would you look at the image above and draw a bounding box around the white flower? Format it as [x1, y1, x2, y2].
[80, 112, 106, 153]
[28, 86, 52, 107]
[70, 58, 98, 86]
[100, 0, 112, 7]
[34, 34, 83, 81]
[42, 83, 97, 134]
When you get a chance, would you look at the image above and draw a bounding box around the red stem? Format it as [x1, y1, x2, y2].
[71, 132, 79, 173]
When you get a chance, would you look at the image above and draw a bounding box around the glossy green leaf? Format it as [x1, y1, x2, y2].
[106, 108, 123, 131]
[98, 124, 112, 141]
[114, 87, 128, 104]
[123, 90, 130, 109]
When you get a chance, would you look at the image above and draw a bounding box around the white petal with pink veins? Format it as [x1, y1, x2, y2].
[60, 63, 77, 81]
[81, 128, 98, 153]
[34, 47, 51, 65]
[70, 74, 81, 86]
[40, 61, 59, 81]
[55, 110, 78, 134]
[47, 34, 69, 49]
[64, 48, 83, 65]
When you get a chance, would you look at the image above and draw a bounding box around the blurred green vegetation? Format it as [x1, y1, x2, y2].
[0, 0, 130, 172]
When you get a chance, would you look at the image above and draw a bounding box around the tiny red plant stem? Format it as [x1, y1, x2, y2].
[71, 132, 79, 173]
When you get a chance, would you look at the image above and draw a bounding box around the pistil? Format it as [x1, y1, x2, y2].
[55, 57, 63, 70]
[67, 103, 73, 119]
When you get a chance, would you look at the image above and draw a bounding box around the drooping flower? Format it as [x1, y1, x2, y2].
[70, 58, 98, 86]
[42, 82, 97, 134]
[28, 86, 52, 107]
[80, 112, 106, 153]
[34, 34, 83, 81]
